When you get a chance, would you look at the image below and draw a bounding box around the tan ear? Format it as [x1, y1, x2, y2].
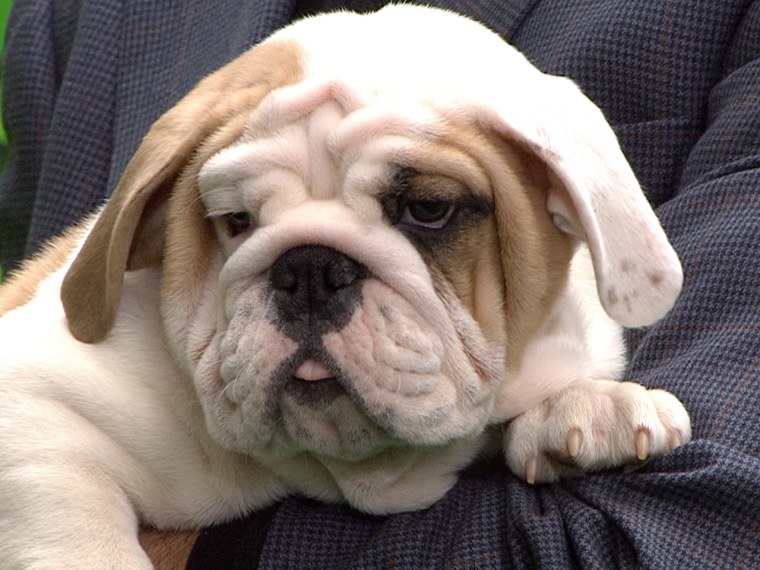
[61, 40, 304, 343]
[478, 76, 682, 328]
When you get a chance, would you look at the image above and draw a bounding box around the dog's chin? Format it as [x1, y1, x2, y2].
[277, 378, 406, 461]
[194, 343, 413, 462]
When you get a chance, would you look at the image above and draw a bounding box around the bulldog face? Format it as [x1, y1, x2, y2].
[191, 100, 513, 460]
[60, 6, 682, 482]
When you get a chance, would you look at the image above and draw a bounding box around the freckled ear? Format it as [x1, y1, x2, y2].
[478, 76, 682, 327]
[61, 40, 305, 343]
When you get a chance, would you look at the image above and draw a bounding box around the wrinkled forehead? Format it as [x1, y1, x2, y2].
[195, 5, 550, 212]
[197, 79, 494, 215]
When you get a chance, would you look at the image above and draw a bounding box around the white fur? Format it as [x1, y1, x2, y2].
[0, 6, 690, 568]
[0, 237, 286, 567]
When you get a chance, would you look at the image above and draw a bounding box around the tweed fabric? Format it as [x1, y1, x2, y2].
[2, 0, 760, 568]
[0, 0, 300, 269]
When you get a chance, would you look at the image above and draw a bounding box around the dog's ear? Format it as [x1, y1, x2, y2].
[61, 41, 303, 343]
[479, 76, 682, 328]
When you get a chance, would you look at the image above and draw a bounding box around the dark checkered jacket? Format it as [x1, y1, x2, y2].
[2, 0, 759, 567]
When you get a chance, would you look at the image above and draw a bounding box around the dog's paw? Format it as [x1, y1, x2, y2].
[503, 378, 691, 484]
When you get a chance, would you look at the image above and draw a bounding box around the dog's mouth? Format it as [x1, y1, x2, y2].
[272, 352, 403, 461]
[294, 359, 334, 382]
[285, 358, 345, 408]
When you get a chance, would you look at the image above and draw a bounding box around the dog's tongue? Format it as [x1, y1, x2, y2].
[294, 359, 334, 382]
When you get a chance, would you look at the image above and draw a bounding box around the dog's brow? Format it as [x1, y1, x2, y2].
[388, 166, 418, 199]
[387, 166, 487, 203]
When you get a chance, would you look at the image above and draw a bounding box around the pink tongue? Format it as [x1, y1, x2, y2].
[294, 359, 333, 382]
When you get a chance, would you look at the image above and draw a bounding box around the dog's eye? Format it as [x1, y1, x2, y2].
[401, 201, 457, 229]
[224, 212, 253, 237]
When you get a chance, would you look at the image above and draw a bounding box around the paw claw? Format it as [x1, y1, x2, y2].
[635, 429, 650, 461]
[566, 427, 582, 458]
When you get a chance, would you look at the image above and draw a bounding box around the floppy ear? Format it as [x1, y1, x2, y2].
[479, 76, 682, 328]
[61, 41, 303, 343]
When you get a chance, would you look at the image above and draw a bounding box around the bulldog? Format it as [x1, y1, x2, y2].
[0, 5, 691, 568]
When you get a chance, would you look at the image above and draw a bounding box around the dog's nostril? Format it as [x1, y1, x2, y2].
[326, 256, 363, 290]
[270, 263, 298, 292]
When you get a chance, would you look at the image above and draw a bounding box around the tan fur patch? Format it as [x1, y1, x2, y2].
[407, 121, 574, 371]
[138, 527, 199, 570]
[435, 217, 506, 346]
[0, 222, 88, 316]
[490, 140, 575, 369]
[160, 41, 305, 335]
[398, 170, 506, 352]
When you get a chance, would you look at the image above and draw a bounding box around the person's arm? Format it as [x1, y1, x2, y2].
[0, 0, 296, 272]
[183, 3, 760, 568]
[0, 0, 62, 270]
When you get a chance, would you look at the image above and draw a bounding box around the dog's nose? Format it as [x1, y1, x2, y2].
[270, 245, 368, 333]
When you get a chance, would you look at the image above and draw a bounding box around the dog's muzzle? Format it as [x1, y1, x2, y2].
[269, 245, 369, 411]
[199, 236, 501, 462]
[270, 245, 369, 337]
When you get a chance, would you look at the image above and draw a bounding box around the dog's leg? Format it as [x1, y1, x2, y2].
[503, 378, 692, 484]
[0, 398, 154, 569]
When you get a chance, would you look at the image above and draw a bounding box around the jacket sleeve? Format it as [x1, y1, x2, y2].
[0, 0, 61, 270]
[0, 0, 293, 272]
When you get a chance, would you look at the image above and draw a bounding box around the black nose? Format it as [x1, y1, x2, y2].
[270, 245, 368, 335]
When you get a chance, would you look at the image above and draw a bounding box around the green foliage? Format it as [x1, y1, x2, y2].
[0, 0, 9, 47]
